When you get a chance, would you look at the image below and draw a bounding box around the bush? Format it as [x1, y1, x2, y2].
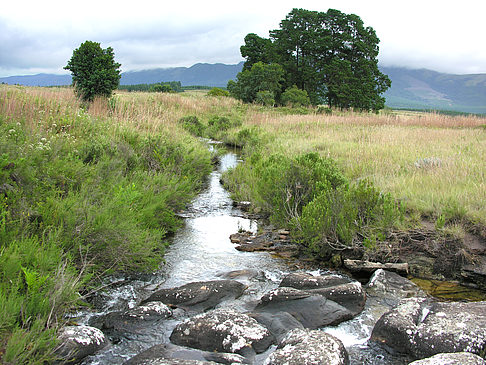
[224, 151, 402, 261]
[178, 115, 205, 136]
[255, 91, 275, 106]
[281, 86, 310, 107]
[296, 179, 402, 259]
[207, 87, 230, 97]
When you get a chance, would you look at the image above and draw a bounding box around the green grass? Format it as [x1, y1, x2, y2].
[0, 85, 214, 363]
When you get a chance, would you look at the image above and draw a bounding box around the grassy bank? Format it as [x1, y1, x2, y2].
[225, 108, 486, 235]
[1, 85, 485, 362]
[0, 85, 224, 363]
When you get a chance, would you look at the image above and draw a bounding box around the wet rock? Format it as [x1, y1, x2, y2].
[101, 301, 172, 334]
[216, 269, 262, 281]
[408, 352, 486, 365]
[123, 343, 248, 364]
[371, 298, 486, 359]
[249, 311, 304, 342]
[57, 325, 108, 363]
[366, 269, 427, 306]
[142, 280, 246, 311]
[254, 287, 353, 329]
[263, 328, 349, 365]
[279, 272, 366, 315]
[170, 308, 273, 356]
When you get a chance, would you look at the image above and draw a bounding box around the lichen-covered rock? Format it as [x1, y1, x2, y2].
[279, 272, 366, 315]
[142, 280, 246, 311]
[263, 328, 349, 365]
[408, 352, 486, 365]
[366, 269, 426, 305]
[255, 287, 353, 329]
[371, 298, 486, 358]
[101, 301, 172, 334]
[123, 343, 248, 365]
[170, 309, 273, 356]
[57, 325, 108, 363]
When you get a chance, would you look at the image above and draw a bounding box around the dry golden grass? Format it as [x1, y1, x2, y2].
[2, 84, 484, 228]
[245, 109, 486, 227]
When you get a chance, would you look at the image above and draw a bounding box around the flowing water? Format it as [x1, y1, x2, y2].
[77, 147, 410, 364]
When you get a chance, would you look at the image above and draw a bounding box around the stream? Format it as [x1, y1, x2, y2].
[77, 146, 411, 365]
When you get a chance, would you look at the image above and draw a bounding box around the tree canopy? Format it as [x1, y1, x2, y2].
[64, 41, 121, 101]
[233, 8, 391, 111]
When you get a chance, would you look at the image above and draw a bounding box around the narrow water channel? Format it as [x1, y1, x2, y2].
[78, 147, 409, 365]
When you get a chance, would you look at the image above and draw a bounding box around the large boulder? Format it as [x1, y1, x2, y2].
[100, 301, 172, 334]
[57, 325, 108, 363]
[408, 352, 486, 365]
[263, 328, 349, 365]
[280, 272, 366, 316]
[170, 309, 273, 356]
[254, 287, 353, 329]
[124, 343, 248, 365]
[142, 280, 246, 311]
[371, 298, 486, 359]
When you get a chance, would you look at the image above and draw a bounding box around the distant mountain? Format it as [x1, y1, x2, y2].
[1, 63, 485, 114]
[120, 62, 244, 86]
[381, 67, 486, 114]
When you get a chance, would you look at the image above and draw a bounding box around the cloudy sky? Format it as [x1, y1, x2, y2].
[1, 0, 485, 77]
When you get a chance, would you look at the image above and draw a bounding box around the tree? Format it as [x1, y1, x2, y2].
[227, 62, 285, 103]
[237, 8, 391, 111]
[64, 41, 121, 101]
[281, 85, 310, 107]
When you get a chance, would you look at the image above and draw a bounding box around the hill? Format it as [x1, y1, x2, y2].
[381, 66, 486, 114]
[1, 63, 485, 114]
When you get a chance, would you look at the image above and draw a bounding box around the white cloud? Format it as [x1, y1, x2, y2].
[1, 0, 486, 76]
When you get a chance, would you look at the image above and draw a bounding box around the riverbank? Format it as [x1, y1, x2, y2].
[0, 86, 216, 363]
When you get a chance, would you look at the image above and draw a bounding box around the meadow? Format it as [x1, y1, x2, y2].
[0, 84, 485, 363]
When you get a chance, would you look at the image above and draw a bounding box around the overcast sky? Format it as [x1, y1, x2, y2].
[1, 0, 485, 77]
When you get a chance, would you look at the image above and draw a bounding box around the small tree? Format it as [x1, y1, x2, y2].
[64, 41, 121, 102]
[281, 86, 310, 107]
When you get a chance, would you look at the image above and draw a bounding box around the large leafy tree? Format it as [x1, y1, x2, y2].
[238, 8, 391, 111]
[64, 41, 121, 101]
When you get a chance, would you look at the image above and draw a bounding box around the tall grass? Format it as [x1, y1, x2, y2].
[241, 109, 486, 231]
[0, 85, 218, 363]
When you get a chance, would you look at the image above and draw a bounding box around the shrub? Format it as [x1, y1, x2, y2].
[281, 86, 310, 107]
[296, 179, 402, 259]
[178, 115, 205, 136]
[207, 87, 230, 97]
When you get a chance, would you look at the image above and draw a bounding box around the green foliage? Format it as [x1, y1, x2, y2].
[225, 151, 402, 260]
[119, 81, 183, 93]
[206, 87, 230, 97]
[281, 86, 310, 107]
[237, 8, 391, 111]
[178, 115, 205, 136]
[150, 83, 174, 93]
[0, 91, 213, 361]
[227, 62, 285, 103]
[255, 90, 275, 106]
[296, 179, 402, 259]
[64, 40, 121, 101]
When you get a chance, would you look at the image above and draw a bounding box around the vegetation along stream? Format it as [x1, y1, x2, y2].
[73, 146, 431, 365]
